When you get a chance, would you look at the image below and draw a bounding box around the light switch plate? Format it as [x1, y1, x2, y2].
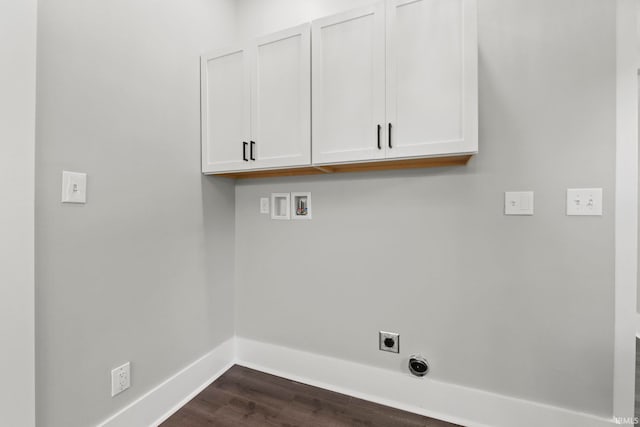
[566, 188, 602, 216]
[61, 171, 87, 204]
[504, 191, 534, 215]
[260, 197, 269, 214]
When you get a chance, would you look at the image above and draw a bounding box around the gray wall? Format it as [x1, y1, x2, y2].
[235, 0, 616, 417]
[0, 0, 37, 426]
[35, 1, 236, 426]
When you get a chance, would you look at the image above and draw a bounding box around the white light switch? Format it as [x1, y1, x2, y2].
[260, 197, 269, 214]
[504, 191, 534, 215]
[61, 171, 87, 204]
[566, 188, 602, 216]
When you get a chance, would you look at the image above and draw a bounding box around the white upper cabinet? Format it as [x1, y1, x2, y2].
[201, 25, 311, 174]
[385, 0, 477, 159]
[312, 0, 477, 165]
[311, 4, 386, 165]
[202, 1, 478, 176]
[201, 46, 251, 173]
[251, 24, 311, 169]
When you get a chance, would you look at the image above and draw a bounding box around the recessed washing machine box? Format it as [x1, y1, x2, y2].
[271, 193, 290, 220]
[291, 192, 312, 220]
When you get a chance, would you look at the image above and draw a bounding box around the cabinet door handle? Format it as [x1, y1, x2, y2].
[388, 123, 392, 149]
[242, 142, 248, 161]
[250, 141, 256, 161]
[377, 125, 381, 150]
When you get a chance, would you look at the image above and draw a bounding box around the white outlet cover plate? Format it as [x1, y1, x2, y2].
[61, 171, 87, 204]
[566, 188, 603, 216]
[111, 362, 130, 397]
[379, 331, 400, 353]
[504, 191, 534, 215]
[260, 197, 269, 214]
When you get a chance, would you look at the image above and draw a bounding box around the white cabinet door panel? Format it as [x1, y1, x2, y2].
[201, 47, 250, 173]
[312, 4, 386, 165]
[386, 0, 477, 159]
[251, 24, 311, 169]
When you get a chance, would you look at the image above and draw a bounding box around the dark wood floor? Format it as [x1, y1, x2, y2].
[161, 365, 458, 427]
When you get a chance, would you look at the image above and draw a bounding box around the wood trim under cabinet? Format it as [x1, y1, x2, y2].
[210, 154, 473, 179]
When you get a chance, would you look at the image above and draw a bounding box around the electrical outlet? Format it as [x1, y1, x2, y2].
[111, 362, 130, 397]
[379, 331, 400, 353]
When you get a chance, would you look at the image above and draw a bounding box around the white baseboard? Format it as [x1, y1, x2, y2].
[96, 337, 617, 427]
[235, 337, 615, 427]
[636, 313, 640, 338]
[97, 337, 235, 427]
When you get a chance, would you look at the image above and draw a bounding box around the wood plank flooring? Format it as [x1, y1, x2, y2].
[161, 365, 458, 427]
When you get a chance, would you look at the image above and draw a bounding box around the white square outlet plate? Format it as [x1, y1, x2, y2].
[379, 331, 400, 353]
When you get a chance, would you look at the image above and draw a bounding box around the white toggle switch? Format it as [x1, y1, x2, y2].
[61, 171, 87, 204]
[566, 188, 602, 216]
[260, 197, 269, 214]
[504, 191, 534, 215]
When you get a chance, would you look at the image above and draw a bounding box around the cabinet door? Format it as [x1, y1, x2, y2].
[385, 0, 477, 159]
[251, 24, 311, 170]
[312, 3, 386, 165]
[201, 46, 251, 173]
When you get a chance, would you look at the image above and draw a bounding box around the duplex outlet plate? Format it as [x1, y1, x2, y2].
[379, 331, 400, 353]
[111, 362, 130, 397]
